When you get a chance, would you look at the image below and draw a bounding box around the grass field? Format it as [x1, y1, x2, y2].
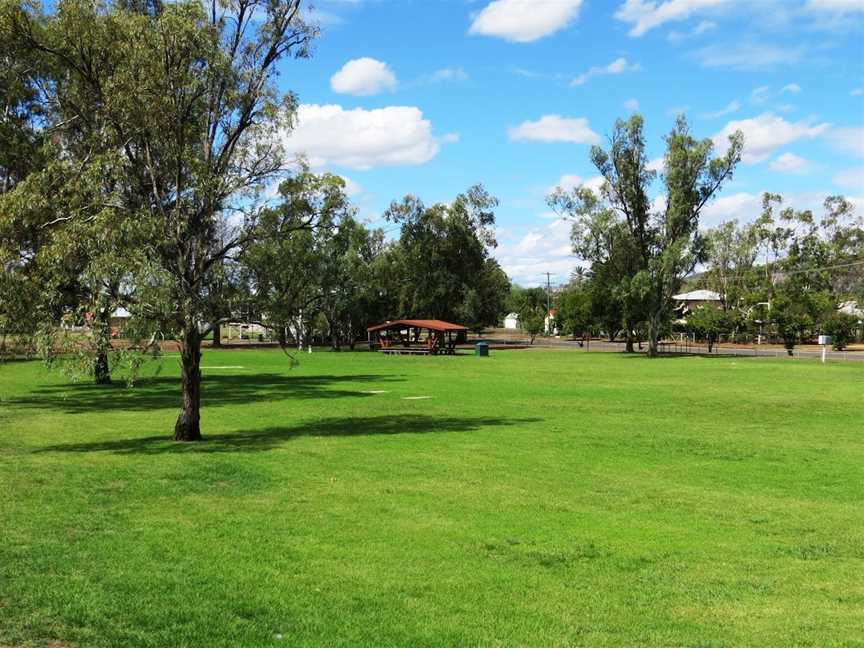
[1, 349, 862, 647]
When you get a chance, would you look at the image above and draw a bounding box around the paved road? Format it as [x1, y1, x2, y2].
[499, 338, 864, 362]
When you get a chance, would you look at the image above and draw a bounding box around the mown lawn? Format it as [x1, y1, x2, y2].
[1, 349, 862, 647]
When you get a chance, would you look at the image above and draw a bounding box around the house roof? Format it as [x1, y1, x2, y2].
[367, 319, 469, 333]
[839, 300, 863, 317]
[672, 290, 722, 301]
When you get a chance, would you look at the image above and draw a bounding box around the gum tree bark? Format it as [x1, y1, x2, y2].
[174, 328, 202, 441]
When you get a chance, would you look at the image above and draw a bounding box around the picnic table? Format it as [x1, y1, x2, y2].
[367, 319, 467, 356]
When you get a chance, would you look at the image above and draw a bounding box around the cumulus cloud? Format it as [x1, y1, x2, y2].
[615, 0, 731, 37]
[494, 217, 579, 285]
[712, 113, 830, 164]
[571, 57, 640, 87]
[781, 83, 802, 94]
[827, 126, 864, 158]
[468, 0, 583, 43]
[624, 98, 640, 111]
[284, 104, 444, 170]
[508, 115, 600, 145]
[692, 42, 804, 70]
[769, 152, 808, 173]
[834, 166, 864, 189]
[330, 58, 397, 96]
[550, 174, 606, 194]
[700, 191, 762, 226]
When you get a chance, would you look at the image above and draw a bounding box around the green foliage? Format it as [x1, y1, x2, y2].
[383, 184, 502, 326]
[687, 306, 740, 351]
[822, 313, 859, 351]
[521, 307, 545, 344]
[549, 114, 743, 356]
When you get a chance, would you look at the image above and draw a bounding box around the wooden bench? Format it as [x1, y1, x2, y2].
[381, 347, 431, 355]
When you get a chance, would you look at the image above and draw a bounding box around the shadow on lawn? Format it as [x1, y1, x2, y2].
[10, 372, 405, 414]
[35, 414, 541, 454]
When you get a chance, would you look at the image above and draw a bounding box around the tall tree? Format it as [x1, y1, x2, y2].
[384, 184, 498, 323]
[549, 115, 743, 356]
[4, 0, 318, 439]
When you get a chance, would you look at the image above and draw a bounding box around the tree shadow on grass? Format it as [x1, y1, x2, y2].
[34, 414, 543, 454]
[9, 373, 406, 414]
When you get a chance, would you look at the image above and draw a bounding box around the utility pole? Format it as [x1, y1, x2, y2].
[545, 272, 552, 315]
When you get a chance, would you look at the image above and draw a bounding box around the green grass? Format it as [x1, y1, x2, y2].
[1, 349, 863, 647]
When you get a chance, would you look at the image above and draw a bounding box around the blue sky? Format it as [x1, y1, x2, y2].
[278, 0, 864, 287]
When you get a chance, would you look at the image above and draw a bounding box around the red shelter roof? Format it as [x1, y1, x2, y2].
[367, 319, 468, 333]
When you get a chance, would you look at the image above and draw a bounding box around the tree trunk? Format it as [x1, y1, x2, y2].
[174, 329, 203, 441]
[625, 326, 635, 353]
[93, 309, 112, 385]
[93, 350, 111, 385]
[647, 314, 662, 357]
[212, 322, 221, 347]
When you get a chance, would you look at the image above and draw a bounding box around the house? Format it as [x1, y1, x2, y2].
[672, 289, 723, 316]
[838, 300, 863, 320]
[503, 312, 520, 329]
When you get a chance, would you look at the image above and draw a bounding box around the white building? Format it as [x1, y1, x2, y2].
[544, 309, 559, 335]
[672, 289, 723, 315]
[838, 300, 863, 319]
[503, 312, 520, 329]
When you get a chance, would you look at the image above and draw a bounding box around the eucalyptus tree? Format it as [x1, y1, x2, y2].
[4, 0, 318, 439]
[549, 115, 743, 356]
[384, 184, 499, 323]
[240, 170, 354, 350]
[550, 186, 647, 350]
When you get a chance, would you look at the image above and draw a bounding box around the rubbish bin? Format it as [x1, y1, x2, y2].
[475, 341, 489, 357]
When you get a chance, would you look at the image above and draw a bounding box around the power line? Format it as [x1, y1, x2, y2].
[697, 258, 864, 282]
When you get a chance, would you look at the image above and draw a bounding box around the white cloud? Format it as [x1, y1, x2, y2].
[834, 166, 864, 189]
[806, 0, 864, 13]
[781, 83, 802, 94]
[692, 43, 804, 70]
[615, 0, 731, 37]
[338, 176, 364, 197]
[330, 58, 397, 96]
[284, 104, 444, 170]
[668, 19, 717, 41]
[571, 57, 640, 86]
[827, 126, 864, 158]
[852, 88, 864, 97]
[429, 67, 469, 83]
[750, 85, 771, 104]
[624, 98, 640, 111]
[712, 112, 830, 164]
[494, 218, 578, 285]
[468, 0, 583, 43]
[769, 152, 808, 173]
[704, 99, 740, 118]
[700, 191, 761, 226]
[550, 174, 605, 194]
[508, 115, 600, 145]
[647, 157, 665, 172]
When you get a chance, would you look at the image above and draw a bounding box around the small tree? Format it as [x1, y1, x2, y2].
[521, 307, 545, 345]
[823, 313, 859, 351]
[687, 306, 735, 353]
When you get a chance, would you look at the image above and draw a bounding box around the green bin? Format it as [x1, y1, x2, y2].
[475, 341, 489, 357]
